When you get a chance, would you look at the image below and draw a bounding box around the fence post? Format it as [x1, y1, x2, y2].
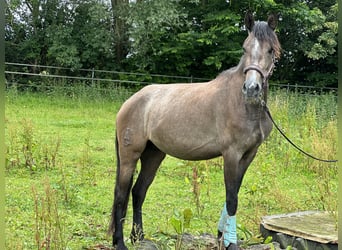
[91, 68, 95, 87]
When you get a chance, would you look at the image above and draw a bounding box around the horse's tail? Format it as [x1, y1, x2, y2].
[108, 134, 121, 235]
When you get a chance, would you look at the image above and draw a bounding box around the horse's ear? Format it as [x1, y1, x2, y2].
[267, 13, 277, 30]
[244, 11, 254, 32]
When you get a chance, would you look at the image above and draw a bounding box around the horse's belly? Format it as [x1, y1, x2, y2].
[151, 136, 222, 161]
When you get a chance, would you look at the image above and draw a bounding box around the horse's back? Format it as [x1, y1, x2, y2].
[117, 82, 216, 126]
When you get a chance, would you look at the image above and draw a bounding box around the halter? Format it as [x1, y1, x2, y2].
[243, 53, 276, 103]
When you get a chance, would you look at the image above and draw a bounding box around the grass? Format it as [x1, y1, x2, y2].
[5, 87, 337, 249]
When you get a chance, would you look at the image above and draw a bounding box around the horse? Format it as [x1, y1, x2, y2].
[109, 12, 281, 250]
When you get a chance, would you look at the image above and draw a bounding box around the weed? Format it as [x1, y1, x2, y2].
[6, 125, 21, 169]
[79, 137, 97, 185]
[41, 136, 61, 169]
[237, 223, 264, 248]
[170, 208, 193, 249]
[191, 165, 201, 215]
[58, 163, 70, 204]
[6, 119, 62, 172]
[184, 160, 212, 215]
[20, 118, 37, 171]
[32, 178, 66, 249]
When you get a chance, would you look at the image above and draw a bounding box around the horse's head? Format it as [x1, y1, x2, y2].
[242, 12, 281, 104]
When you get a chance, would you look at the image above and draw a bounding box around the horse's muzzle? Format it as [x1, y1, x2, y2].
[242, 80, 262, 102]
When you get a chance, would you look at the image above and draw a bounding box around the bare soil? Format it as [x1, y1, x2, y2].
[87, 233, 292, 250]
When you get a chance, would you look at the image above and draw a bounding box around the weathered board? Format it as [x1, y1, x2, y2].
[260, 211, 338, 250]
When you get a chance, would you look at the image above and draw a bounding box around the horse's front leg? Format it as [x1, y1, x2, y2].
[219, 163, 240, 250]
[220, 148, 258, 249]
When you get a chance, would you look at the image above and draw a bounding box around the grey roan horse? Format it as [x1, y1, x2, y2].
[109, 12, 281, 250]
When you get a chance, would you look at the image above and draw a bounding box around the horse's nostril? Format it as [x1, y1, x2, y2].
[242, 83, 247, 93]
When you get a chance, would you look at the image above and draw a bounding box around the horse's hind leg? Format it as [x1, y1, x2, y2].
[131, 141, 166, 243]
[111, 161, 137, 250]
[110, 137, 142, 250]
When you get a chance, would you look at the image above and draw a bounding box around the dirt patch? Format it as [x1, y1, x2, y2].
[87, 233, 295, 250]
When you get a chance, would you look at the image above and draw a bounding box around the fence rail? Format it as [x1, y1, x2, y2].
[5, 62, 338, 93]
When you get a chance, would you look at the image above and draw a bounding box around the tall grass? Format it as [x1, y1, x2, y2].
[5, 86, 337, 249]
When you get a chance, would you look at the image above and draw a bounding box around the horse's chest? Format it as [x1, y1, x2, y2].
[237, 118, 271, 150]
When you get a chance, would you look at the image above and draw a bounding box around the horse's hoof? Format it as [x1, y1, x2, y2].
[130, 232, 145, 244]
[217, 231, 239, 250]
[226, 243, 239, 250]
[137, 239, 159, 250]
[114, 242, 128, 250]
[217, 230, 223, 239]
[115, 245, 128, 250]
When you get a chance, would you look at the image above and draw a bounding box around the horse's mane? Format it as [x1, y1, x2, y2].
[252, 21, 281, 59]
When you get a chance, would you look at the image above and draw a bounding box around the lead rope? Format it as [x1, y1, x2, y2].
[262, 101, 338, 163]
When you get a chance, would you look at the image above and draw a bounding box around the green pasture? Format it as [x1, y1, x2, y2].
[5, 86, 337, 249]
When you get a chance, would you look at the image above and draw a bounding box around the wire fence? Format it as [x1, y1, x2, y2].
[5, 62, 338, 95]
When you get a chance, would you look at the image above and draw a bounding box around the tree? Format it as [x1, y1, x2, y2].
[273, 1, 337, 87]
[121, 0, 245, 78]
[6, 0, 60, 68]
[111, 0, 129, 64]
[302, 3, 337, 86]
[121, 0, 189, 74]
[178, 0, 243, 77]
[71, 1, 115, 70]
[6, 0, 116, 72]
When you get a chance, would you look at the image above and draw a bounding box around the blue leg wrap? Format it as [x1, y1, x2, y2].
[218, 203, 237, 247]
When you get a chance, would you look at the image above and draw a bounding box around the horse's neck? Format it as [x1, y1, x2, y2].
[218, 65, 245, 95]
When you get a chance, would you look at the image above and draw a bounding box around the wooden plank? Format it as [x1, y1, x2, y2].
[261, 211, 338, 244]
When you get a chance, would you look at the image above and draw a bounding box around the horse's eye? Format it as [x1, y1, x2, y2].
[268, 48, 273, 54]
